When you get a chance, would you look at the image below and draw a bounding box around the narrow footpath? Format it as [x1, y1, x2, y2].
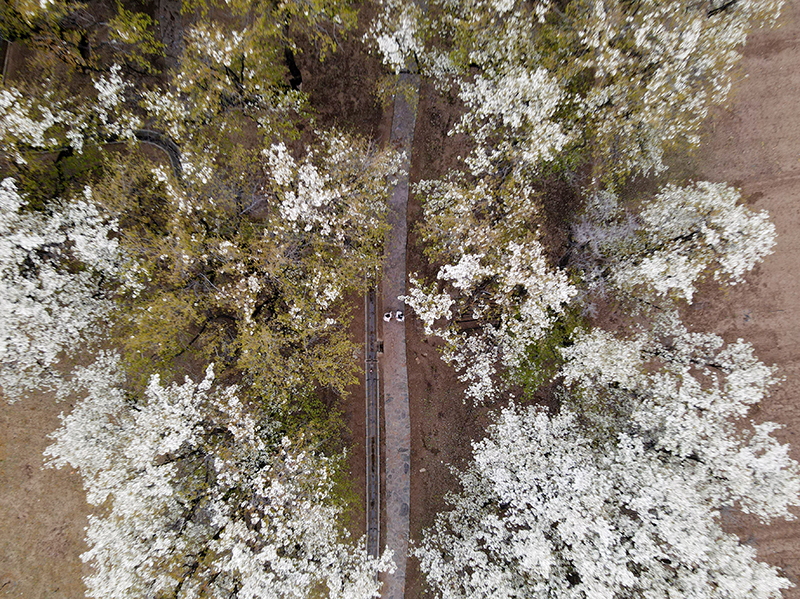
[380, 72, 420, 599]
[365, 287, 380, 558]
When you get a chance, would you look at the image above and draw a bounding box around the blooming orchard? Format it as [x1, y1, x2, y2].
[370, 0, 784, 179]
[0, 178, 121, 400]
[369, 1, 798, 597]
[46, 354, 393, 599]
[3, 2, 401, 595]
[3, 0, 798, 596]
[416, 404, 797, 599]
[417, 306, 799, 599]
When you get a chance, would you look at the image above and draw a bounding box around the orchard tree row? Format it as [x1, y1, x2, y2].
[370, 0, 800, 598]
[1, 0, 398, 596]
[1, 0, 799, 598]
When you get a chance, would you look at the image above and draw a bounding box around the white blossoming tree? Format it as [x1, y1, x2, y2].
[560, 313, 799, 514]
[140, 19, 300, 153]
[416, 404, 797, 599]
[370, 0, 783, 179]
[0, 177, 122, 400]
[46, 352, 393, 599]
[373, 0, 781, 405]
[415, 315, 800, 598]
[142, 0, 358, 159]
[0, 65, 140, 163]
[401, 174, 576, 404]
[410, 171, 791, 594]
[571, 180, 776, 306]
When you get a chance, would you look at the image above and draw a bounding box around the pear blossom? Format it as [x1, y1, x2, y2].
[573, 181, 776, 305]
[417, 406, 795, 599]
[46, 354, 393, 599]
[0, 178, 122, 400]
[403, 240, 576, 404]
[370, 0, 784, 178]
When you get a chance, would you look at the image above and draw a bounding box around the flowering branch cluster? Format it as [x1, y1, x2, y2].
[46, 353, 393, 599]
[0, 179, 122, 400]
[572, 181, 776, 307]
[0, 67, 140, 162]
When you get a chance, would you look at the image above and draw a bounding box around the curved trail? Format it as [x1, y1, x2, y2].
[134, 129, 182, 179]
[380, 72, 420, 599]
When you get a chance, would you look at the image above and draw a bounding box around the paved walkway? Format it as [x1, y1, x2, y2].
[381, 72, 420, 599]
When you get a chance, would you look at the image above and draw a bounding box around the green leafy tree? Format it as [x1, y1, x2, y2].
[1, 0, 163, 74]
[98, 129, 399, 408]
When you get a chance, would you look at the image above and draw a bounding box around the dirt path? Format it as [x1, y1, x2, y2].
[380, 72, 419, 599]
[157, 0, 184, 69]
[684, 2, 800, 593]
[0, 392, 89, 598]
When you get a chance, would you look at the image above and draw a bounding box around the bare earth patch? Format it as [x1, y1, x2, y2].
[683, 2, 800, 592]
[0, 392, 89, 598]
[403, 80, 493, 599]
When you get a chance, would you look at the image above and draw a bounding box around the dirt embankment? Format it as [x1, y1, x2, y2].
[0, 392, 89, 598]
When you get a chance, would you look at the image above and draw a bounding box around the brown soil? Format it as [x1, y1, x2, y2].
[402, 81, 493, 599]
[681, 2, 800, 591]
[296, 3, 389, 140]
[0, 392, 90, 598]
